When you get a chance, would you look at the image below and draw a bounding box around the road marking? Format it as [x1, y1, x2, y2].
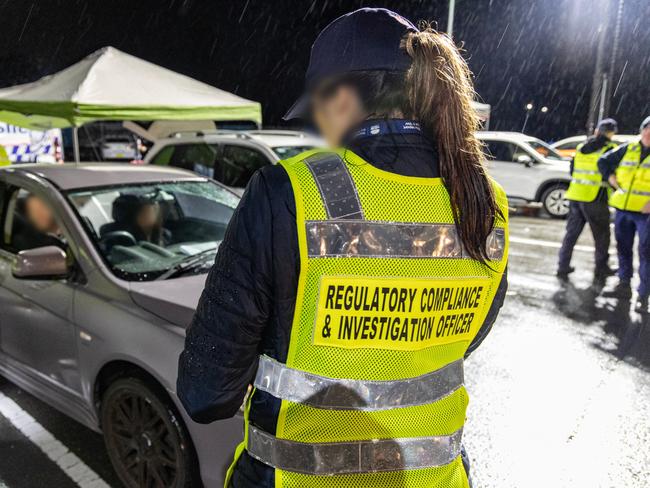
[0, 392, 110, 488]
[510, 235, 594, 253]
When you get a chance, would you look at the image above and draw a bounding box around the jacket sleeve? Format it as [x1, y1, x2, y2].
[177, 171, 274, 423]
[465, 267, 508, 357]
[598, 144, 627, 180]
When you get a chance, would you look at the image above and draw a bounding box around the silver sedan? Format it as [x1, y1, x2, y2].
[0, 163, 243, 487]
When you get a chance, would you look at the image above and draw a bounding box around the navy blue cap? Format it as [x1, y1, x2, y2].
[597, 118, 618, 133]
[284, 8, 418, 120]
[641, 116, 650, 131]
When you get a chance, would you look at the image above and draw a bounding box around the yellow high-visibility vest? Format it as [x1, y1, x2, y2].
[0, 146, 11, 167]
[226, 149, 509, 488]
[609, 142, 650, 212]
[565, 141, 616, 202]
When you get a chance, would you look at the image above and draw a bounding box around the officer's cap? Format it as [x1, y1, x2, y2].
[641, 116, 650, 132]
[283, 8, 418, 120]
[597, 118, 618, 133]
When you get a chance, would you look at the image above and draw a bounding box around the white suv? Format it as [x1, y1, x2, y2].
[144, 130, 324, 194]
[477, 131, 571, 218]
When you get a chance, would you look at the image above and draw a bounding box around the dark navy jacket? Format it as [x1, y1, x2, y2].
[177, 121, 509, 486]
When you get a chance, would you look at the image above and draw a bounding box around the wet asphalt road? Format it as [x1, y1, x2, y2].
[0, 214, 649, 488]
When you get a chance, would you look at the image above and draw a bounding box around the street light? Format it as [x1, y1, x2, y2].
[541, 106, 549, 113]
[447, 0, 457, 37]
[522, 103, 534, 133]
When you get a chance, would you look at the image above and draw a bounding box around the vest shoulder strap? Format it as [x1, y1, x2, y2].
[302, 151, 364, 220]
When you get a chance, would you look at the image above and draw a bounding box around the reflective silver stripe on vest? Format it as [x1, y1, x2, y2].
[572, 169, 600, 175]
[306, 220, 506, 261]
[570, 178, 606, 187]
[254, 355, 464, 411]
[247, 425, 463, 475]
[305, 153, 364, 220]
[630, 189, 650, 197]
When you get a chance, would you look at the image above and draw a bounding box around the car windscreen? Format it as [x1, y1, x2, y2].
[527, 139, 566, 160]
[272, 145, 317, 159]
[66, 180, 239, 281]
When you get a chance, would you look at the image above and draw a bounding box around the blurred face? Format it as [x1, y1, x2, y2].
[26, 196, 59, 234]
[642, 126, 650, 147]
[312, 84, 365, 147]
[603, 130, 616, 140]
[136, 203, 159, 233]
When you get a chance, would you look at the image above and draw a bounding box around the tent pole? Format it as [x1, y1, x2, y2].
[72, 126, 80, 163]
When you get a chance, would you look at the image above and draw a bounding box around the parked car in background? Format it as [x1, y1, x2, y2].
[144, 130, 325, 193]
[552, 134, 638, 159]
[100, 135, 140, 161]
[477, 131, 572, 218]
[0, 163, 243, 488]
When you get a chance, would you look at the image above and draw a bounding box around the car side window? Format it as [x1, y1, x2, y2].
[485, 141, 518, 163]
[150, 146, 175, 166]
[555, 141, 579, 151]
[215, 145, 269, 187]
[1, 187, 66, 254]
[152, 143, 220, 178]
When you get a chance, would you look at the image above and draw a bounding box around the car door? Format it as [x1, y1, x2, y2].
[0, 180, 81, 395]
[484, 140, 540, 200]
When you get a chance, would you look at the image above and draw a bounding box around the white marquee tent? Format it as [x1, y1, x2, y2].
[0, 47, 262, 160]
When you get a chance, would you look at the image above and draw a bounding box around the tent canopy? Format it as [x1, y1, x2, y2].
[0, 47, 262, 130]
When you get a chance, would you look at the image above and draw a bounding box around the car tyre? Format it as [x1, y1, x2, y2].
[541, 183, 570, 219]
[101, 377, 199, 488]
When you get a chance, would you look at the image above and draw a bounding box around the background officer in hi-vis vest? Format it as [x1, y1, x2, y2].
[557, 118, 618, 286]
[599, 116, 650, 312]
[178, 8, 509, 488]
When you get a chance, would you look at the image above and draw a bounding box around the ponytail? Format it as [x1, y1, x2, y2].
[403, 26, 500, 263]
[317, 26, 500, 262]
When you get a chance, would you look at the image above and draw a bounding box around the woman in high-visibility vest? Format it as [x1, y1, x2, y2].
[178, 8, 509, 488]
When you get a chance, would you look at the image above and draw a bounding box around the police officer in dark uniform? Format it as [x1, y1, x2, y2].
[557, 118, 618, 285]
[599, 116, 650, 311]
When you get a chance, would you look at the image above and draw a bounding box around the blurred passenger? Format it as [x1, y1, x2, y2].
[132, 200, 167, 245]
[557, 118, 618, 286]
[599, 116, 650, 312]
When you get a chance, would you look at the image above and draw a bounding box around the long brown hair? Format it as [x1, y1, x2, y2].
[403, 25, 498, 262]
[322, 26, 499, 262]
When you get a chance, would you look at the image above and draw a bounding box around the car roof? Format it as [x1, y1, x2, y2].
[4, 163, 203, 190]
[154, 130, 323, 149]
[245, 130, 324, 147]
[553, 134, 639, 146]
[476, 131, 540, 143]
[552, 135, 587, 146]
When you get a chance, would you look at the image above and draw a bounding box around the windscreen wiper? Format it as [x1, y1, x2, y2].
[156, 248, 217, 280]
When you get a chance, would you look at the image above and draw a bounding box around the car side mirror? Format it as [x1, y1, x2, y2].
[517, 154, 534, 167]
[13, 246, 69, 280]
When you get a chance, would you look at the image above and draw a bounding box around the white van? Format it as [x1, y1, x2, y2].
[0, 123, 63, 163]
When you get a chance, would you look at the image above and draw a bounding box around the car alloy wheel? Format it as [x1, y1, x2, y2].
[101, 378, 197, 488]
[542, 184, 570, 218]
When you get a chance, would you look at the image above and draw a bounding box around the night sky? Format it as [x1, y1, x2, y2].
[1, 0, 648, 140]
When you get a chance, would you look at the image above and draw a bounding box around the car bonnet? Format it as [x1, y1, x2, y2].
[128, 274, 207, 327]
